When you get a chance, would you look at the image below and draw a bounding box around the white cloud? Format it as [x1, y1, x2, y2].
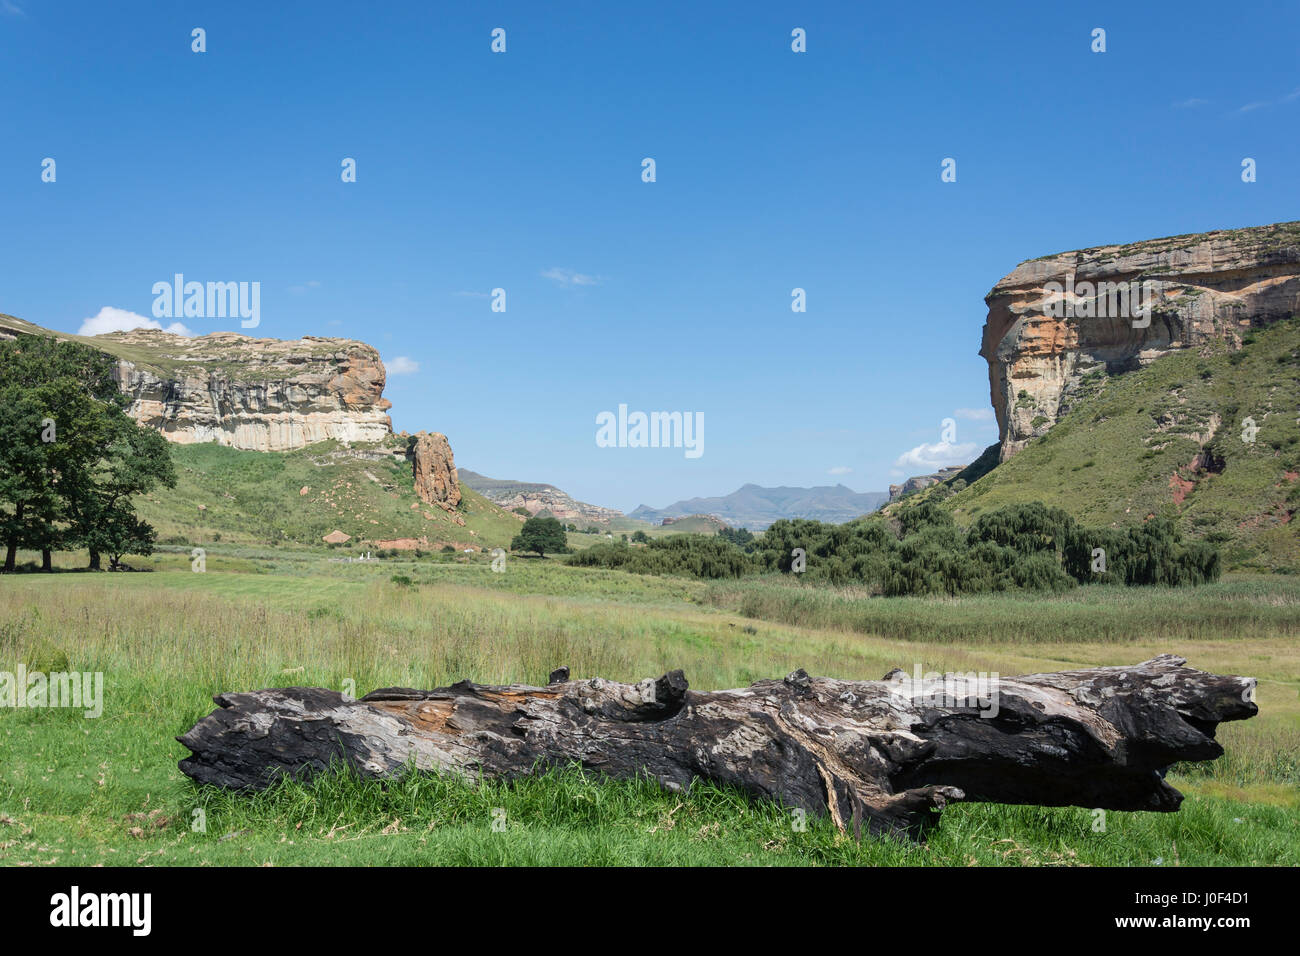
[386, 356, 419, 375]
[893, 440, 978, 473]
[541, 267, 599, 287]
[78, 307, 192, 337]
[828, 466, 852, 475]
[954, 407, 995, 422]
[1236, 89, 1300, 113]
[1173, 98, 1208, 109]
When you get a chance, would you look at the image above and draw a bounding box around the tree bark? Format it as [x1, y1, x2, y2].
[88, 549, 101, 571]
[177, 655, 1257, 839]
[41, 548, 52, 572]
[3, 502, 22, 572]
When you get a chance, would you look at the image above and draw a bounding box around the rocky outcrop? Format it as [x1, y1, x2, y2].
[407, 432, 462, 520]
[889, 466, 964, 502]
[981, 221, 1300, 460]
[492, 488, 622, 524]
[0, 315, 396, 452]
[458, 470, 623, 525]
[106, 329, 394, 451]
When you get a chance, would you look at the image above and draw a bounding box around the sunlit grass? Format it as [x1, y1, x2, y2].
[2, 556, 1297, 866]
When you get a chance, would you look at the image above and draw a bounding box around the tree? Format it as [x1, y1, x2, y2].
[718, 525, 754, 549]
[510, 516, 568, 557]
[0, 332, 172, 571]
[64, 415, 176, 569]
[631, 530, 650, 543]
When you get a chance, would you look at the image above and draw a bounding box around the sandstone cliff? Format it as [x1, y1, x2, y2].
[2, 313, 471, 524]
[108, 329, 393, 451]
[981, 221, 1300, 460]
[0, 315, 394, 452]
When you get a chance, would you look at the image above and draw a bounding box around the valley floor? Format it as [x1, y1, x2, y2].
[1, 548, 1297, 866]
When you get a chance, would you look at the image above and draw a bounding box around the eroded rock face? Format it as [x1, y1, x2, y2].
[407, 431, 462, 518]
[981, 221, 1300, 460]
[490, 487, 623, 524]
[106, 330, 394, 451]
[888, 466, 965, 502]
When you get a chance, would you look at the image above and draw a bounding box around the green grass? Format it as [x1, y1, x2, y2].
[133, 440, 524, 551]
[2, 555, 1297, 866]
[942, 318, 1300, 572]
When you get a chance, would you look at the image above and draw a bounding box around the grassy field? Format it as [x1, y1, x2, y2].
[2, 550, 1297, 866]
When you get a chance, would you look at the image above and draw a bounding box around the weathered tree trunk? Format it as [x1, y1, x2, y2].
[178, 655, 1257, 839]
[88, 549, 101, 571]
[3, 502, 20, 572]
[40, 548, 52, 572]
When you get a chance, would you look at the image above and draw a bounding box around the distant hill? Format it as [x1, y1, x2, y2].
[630, 484, 889, 530]
[656, 514, 729, 533]
[459, 470, 625, 526]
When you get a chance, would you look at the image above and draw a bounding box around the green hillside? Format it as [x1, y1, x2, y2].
[134, 439, 523, 552]
[939, 317, 1300, 571]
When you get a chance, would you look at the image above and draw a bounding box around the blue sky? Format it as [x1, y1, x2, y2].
[2, 0, 1297, 512]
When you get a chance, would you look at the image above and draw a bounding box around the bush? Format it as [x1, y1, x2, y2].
[572, 499, 1221, 595]
[569, 535, 754, 579]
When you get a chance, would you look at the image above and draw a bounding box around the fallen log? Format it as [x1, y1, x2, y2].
[177, 654, 1257, 839]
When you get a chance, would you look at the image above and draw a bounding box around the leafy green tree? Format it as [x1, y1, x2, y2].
[510, 516, 569, 557]
[64, 415, 176, 569]
[718, 525, 754, 549]
[631, 530, 650, 543]
[0, 333, 172, 571]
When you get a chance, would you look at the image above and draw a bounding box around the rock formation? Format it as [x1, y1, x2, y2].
[407, 431, 462, 520]
[458, 470, 624, 525]
[889, 466, 965, 502]
[981, 220, 1300, 460]
[0, 315, 393, 452]
[109, 330, 393, 451]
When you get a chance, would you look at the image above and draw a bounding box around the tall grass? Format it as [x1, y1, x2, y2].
[2, 563, 1297, 866]
[706, 574, 1300, 645]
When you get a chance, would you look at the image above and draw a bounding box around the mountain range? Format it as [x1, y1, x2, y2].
[629, 484, 890, 530]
